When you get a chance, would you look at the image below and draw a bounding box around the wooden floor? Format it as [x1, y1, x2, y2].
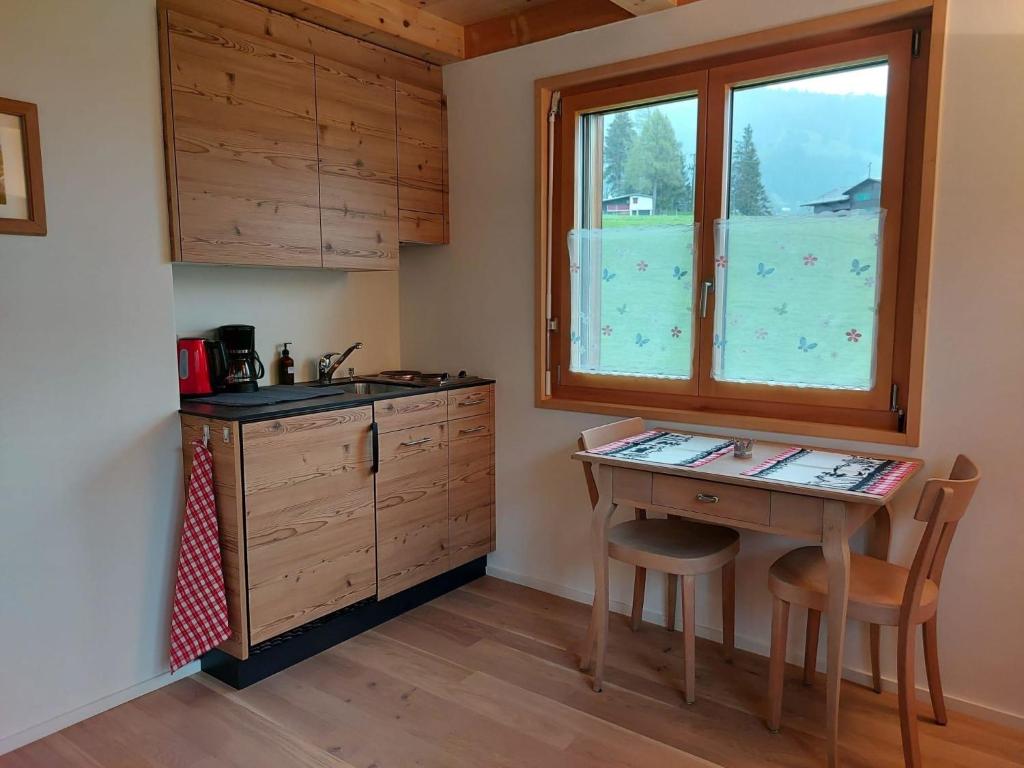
[4, 577, 1022, 767]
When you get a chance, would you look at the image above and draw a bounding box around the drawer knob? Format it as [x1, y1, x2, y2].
[459, 425, 487, 435]
[459, 396, 486, 406]
[696, 493, 719, 504]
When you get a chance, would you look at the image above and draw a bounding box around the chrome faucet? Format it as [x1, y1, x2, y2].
[318, 342, 363, 384]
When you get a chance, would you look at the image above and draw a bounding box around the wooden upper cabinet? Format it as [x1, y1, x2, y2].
[397, 81, 449, 245]
[159, 6, 450, 267]
[165, 12, 322, 267]
[315, 57, 399, 271]
[242, 408, 377, 644]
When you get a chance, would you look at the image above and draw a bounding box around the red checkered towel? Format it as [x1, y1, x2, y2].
[169, 440, 231, 671]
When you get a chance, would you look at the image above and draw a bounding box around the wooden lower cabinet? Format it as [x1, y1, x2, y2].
[375, 421, 450, 598]
[241, 408, 377, 644]
[449, 409, 495, 568]
[177, 384, 494, 657]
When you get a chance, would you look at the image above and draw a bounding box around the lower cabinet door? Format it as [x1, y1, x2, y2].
[242, 407, 376, 644]
[376, 421, 449, 598]
[449, 413, 495, 568]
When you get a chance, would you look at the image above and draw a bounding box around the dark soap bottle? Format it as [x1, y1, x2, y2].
[278, 342, 295, 385]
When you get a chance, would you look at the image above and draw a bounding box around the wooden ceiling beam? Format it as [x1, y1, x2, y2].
[253, 0, 465, 63]
[607, 0, 682, 14]
[465, 0, 632, 58]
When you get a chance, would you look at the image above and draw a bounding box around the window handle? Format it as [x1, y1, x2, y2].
[700, 280, 714, 319]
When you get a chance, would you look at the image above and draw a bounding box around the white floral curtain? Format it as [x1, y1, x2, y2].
[712, 210, 885, 391]
[568, 225, 698, 379]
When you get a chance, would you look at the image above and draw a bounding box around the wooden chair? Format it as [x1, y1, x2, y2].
[766, 455, 980, 767]
[580, 418, 740, 703]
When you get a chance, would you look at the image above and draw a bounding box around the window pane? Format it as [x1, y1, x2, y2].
[714, 62, 889, 390]
[570, 95, 699, 381]
[596, 98, 699, 226]
[570, 225, 697, 379]
[728, 63, 888, 217]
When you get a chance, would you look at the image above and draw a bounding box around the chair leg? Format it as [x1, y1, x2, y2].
[804, 609, 821, 686]
[666, 574, 677, 632]
[768, 596, 790, 732]
[870, 623, 883, 693]
[629, 509, 648, 631]
[923, 616, 948, 725]
[897, 621, 923, 768]
[682, 574, 696, 704]
[630, 567, 647, 631]
[722, 560, 735, 662]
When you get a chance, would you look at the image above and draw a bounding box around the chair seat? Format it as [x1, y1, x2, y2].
[608, 518, 740, 576]
[768, 546, 940, 625]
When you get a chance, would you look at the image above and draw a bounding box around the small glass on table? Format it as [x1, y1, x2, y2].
[733, 437, 754, 460]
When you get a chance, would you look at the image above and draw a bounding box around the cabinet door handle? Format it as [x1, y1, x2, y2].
[458, 396, 486, 407]
[400, 436, 432, 447]
[459, 425, 487, 435]
[696, 493, 719, 504]
[370, 421, 379, 474]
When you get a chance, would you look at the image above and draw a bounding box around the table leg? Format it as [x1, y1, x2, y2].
[580, 463, 617, 691]
[823, 500, 851, 768]
[868, 504, 892, 694]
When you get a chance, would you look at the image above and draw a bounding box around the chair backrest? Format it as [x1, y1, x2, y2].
[578, 418, 646, 507]
[902, 455, 980, 622]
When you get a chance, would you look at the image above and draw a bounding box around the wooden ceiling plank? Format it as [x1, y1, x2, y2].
[254, 0, 465, 64]
[607, 0, 681, 14]
[465, 0, 632, 58]
[399, 0, 564, 27]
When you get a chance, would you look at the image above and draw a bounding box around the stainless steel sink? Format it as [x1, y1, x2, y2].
[307, 379, 418, 395]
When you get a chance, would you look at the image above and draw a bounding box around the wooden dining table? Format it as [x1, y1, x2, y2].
[573, 429, 922, 768]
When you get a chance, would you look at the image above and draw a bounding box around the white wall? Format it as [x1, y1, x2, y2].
[0, 0, 404, 752]
[0, 0, 184, 750]
[173, 266, 400, 383]
[401, 0, 1024, 726]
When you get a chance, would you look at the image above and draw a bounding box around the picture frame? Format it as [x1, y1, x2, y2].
[0, 97, 46, 236]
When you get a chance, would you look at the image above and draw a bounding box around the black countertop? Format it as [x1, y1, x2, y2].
[179, 376, 495, 423]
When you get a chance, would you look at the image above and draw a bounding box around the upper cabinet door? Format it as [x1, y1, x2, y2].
[397, 81, 448, 244]
[166, 12, 321, 267]
[316, 57, 399, 270]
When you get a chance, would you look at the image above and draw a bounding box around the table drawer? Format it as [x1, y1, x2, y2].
[448, 385, 492, 418]
[652, 475, 770, 526]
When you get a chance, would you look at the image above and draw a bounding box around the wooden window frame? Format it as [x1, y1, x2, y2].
[535, 0, 947, 446]
[559, 71, 708, 397]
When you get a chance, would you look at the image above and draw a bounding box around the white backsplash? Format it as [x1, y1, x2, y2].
[172, 264, 401, 384]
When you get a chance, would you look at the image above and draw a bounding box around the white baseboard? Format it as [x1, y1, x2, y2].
[0, 661, 201, 756]
[485, 565, 1024, 731]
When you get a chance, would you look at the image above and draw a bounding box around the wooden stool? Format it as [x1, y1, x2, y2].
[579, 419, 740, 703]
[766, 456, 980, 768]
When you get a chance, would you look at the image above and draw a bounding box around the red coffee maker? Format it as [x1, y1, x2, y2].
[177, 338, 227, 396]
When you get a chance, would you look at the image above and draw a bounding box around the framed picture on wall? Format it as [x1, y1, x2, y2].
[0, 97, 46, 235]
